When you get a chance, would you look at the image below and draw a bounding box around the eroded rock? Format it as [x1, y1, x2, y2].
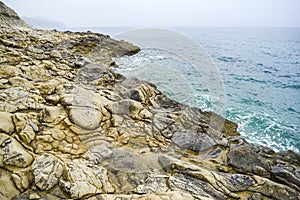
[271, 163, 300, 190]
[0, 2, 299, 199]
[0, 168, 20, 199]
[60, 159, 114, 199]
[68, 106, 103, 130]
[32, 154, 63, 190]
[0, 133, 34, 168]
[171, 131, 216, 152]
[0, 1, 28, 27]
[0, 111, 14, 134]
[228, 144, 270, 176]
[12, 167, 33, 192]
[86, 191, 194, 200]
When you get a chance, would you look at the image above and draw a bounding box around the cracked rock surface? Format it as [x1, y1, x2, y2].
[0, 1, 300, 200]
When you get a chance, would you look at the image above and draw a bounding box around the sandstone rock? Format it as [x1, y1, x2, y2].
[134, 176, 169, 194]
[76, 63, 116, 85]
[83, 142, 113, 164]
[0, 168, 20, 199]
[12, 113, 38, 149]
[271, 163, 300, 190]
[86, 191, 194, 200]
[248, 175, 299, 200]
[29, 192, 41, 200]
[278, 150, 300, 165]
[153, 112, 178, 139]
[0, 2, 299, 199]
[110, 99, 152, 121]
[17, 124, 36, 146]
[0, 133, 34, 168]
[35, 78, 67, 95]
[0, 111, 14, 134]
[252, 193, 263, 200]
[130, 83, 161, 107]
[41, 106, 67, 125]
[68, 106, 103, 130]
[34, 127, 86, 155]
[13, 113, 34, 133]
[11, 167, 33, 192]
[168, 173, 226, 199]
[203, 111, 240, 136]
[0, 87, 46, 112]
[0, 1, 28, 27]
[228, 144, 270, 176]
[108, 147, 161, 173]
[32, 154, 64, 190]
[171, 131, 216, 152]
[60, 159, 114, 199]
[110, 99, 142, 116]
[159, 155, 248, 199]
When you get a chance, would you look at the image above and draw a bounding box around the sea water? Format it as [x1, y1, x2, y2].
[175, 27, 300, 153]
[74, 27, 300, 153]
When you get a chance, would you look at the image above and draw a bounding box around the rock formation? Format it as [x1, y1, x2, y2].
[0, 1, 28, 28]
[0, 1, 299, 199]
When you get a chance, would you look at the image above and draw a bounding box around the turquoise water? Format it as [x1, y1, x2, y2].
[74, 27, 300, 153]
[178, 27, 300, 153]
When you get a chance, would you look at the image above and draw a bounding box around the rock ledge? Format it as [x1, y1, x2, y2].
[0, 1, 299, 200]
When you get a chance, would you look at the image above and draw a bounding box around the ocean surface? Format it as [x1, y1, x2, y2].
[73, 27, 300, 153]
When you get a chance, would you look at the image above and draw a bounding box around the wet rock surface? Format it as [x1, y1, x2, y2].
[0, 1, 299, 199]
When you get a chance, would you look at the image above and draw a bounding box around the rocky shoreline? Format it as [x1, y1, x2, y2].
[0, 1, 299, 199]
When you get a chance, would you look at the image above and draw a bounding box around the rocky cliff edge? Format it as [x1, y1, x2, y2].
[0, 2, 299, 200]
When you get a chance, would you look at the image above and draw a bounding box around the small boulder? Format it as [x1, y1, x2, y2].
[110, 99, 151, 120]
[0, 133, 33, 168]
[59, 159, 114, 199]
[171, 131, 216, 152]
[32, 154, 64, 191]
[76, 63, 115, 85]
[0, 112, 15, 134]
[68, 106, 103, 130]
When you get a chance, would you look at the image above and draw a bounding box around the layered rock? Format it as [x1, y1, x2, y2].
[0, 1, 299, 200]
[0, 1, 28, 28]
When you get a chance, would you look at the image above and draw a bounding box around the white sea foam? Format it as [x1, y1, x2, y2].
[113, 27, 300, 153]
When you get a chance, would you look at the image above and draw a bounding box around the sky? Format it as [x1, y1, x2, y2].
[2, 0, 300, 27]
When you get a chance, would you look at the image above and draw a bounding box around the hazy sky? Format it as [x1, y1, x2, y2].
[2, 0, 300, 27]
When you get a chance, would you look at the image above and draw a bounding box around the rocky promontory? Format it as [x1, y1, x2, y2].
[0, 2, 299, 200]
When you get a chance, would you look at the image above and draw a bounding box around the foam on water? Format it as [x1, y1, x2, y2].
[113, 27, 300, 153]
[226, 107, 299, 153]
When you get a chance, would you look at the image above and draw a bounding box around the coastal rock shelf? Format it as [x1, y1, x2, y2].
[0, 1, 299, 199]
